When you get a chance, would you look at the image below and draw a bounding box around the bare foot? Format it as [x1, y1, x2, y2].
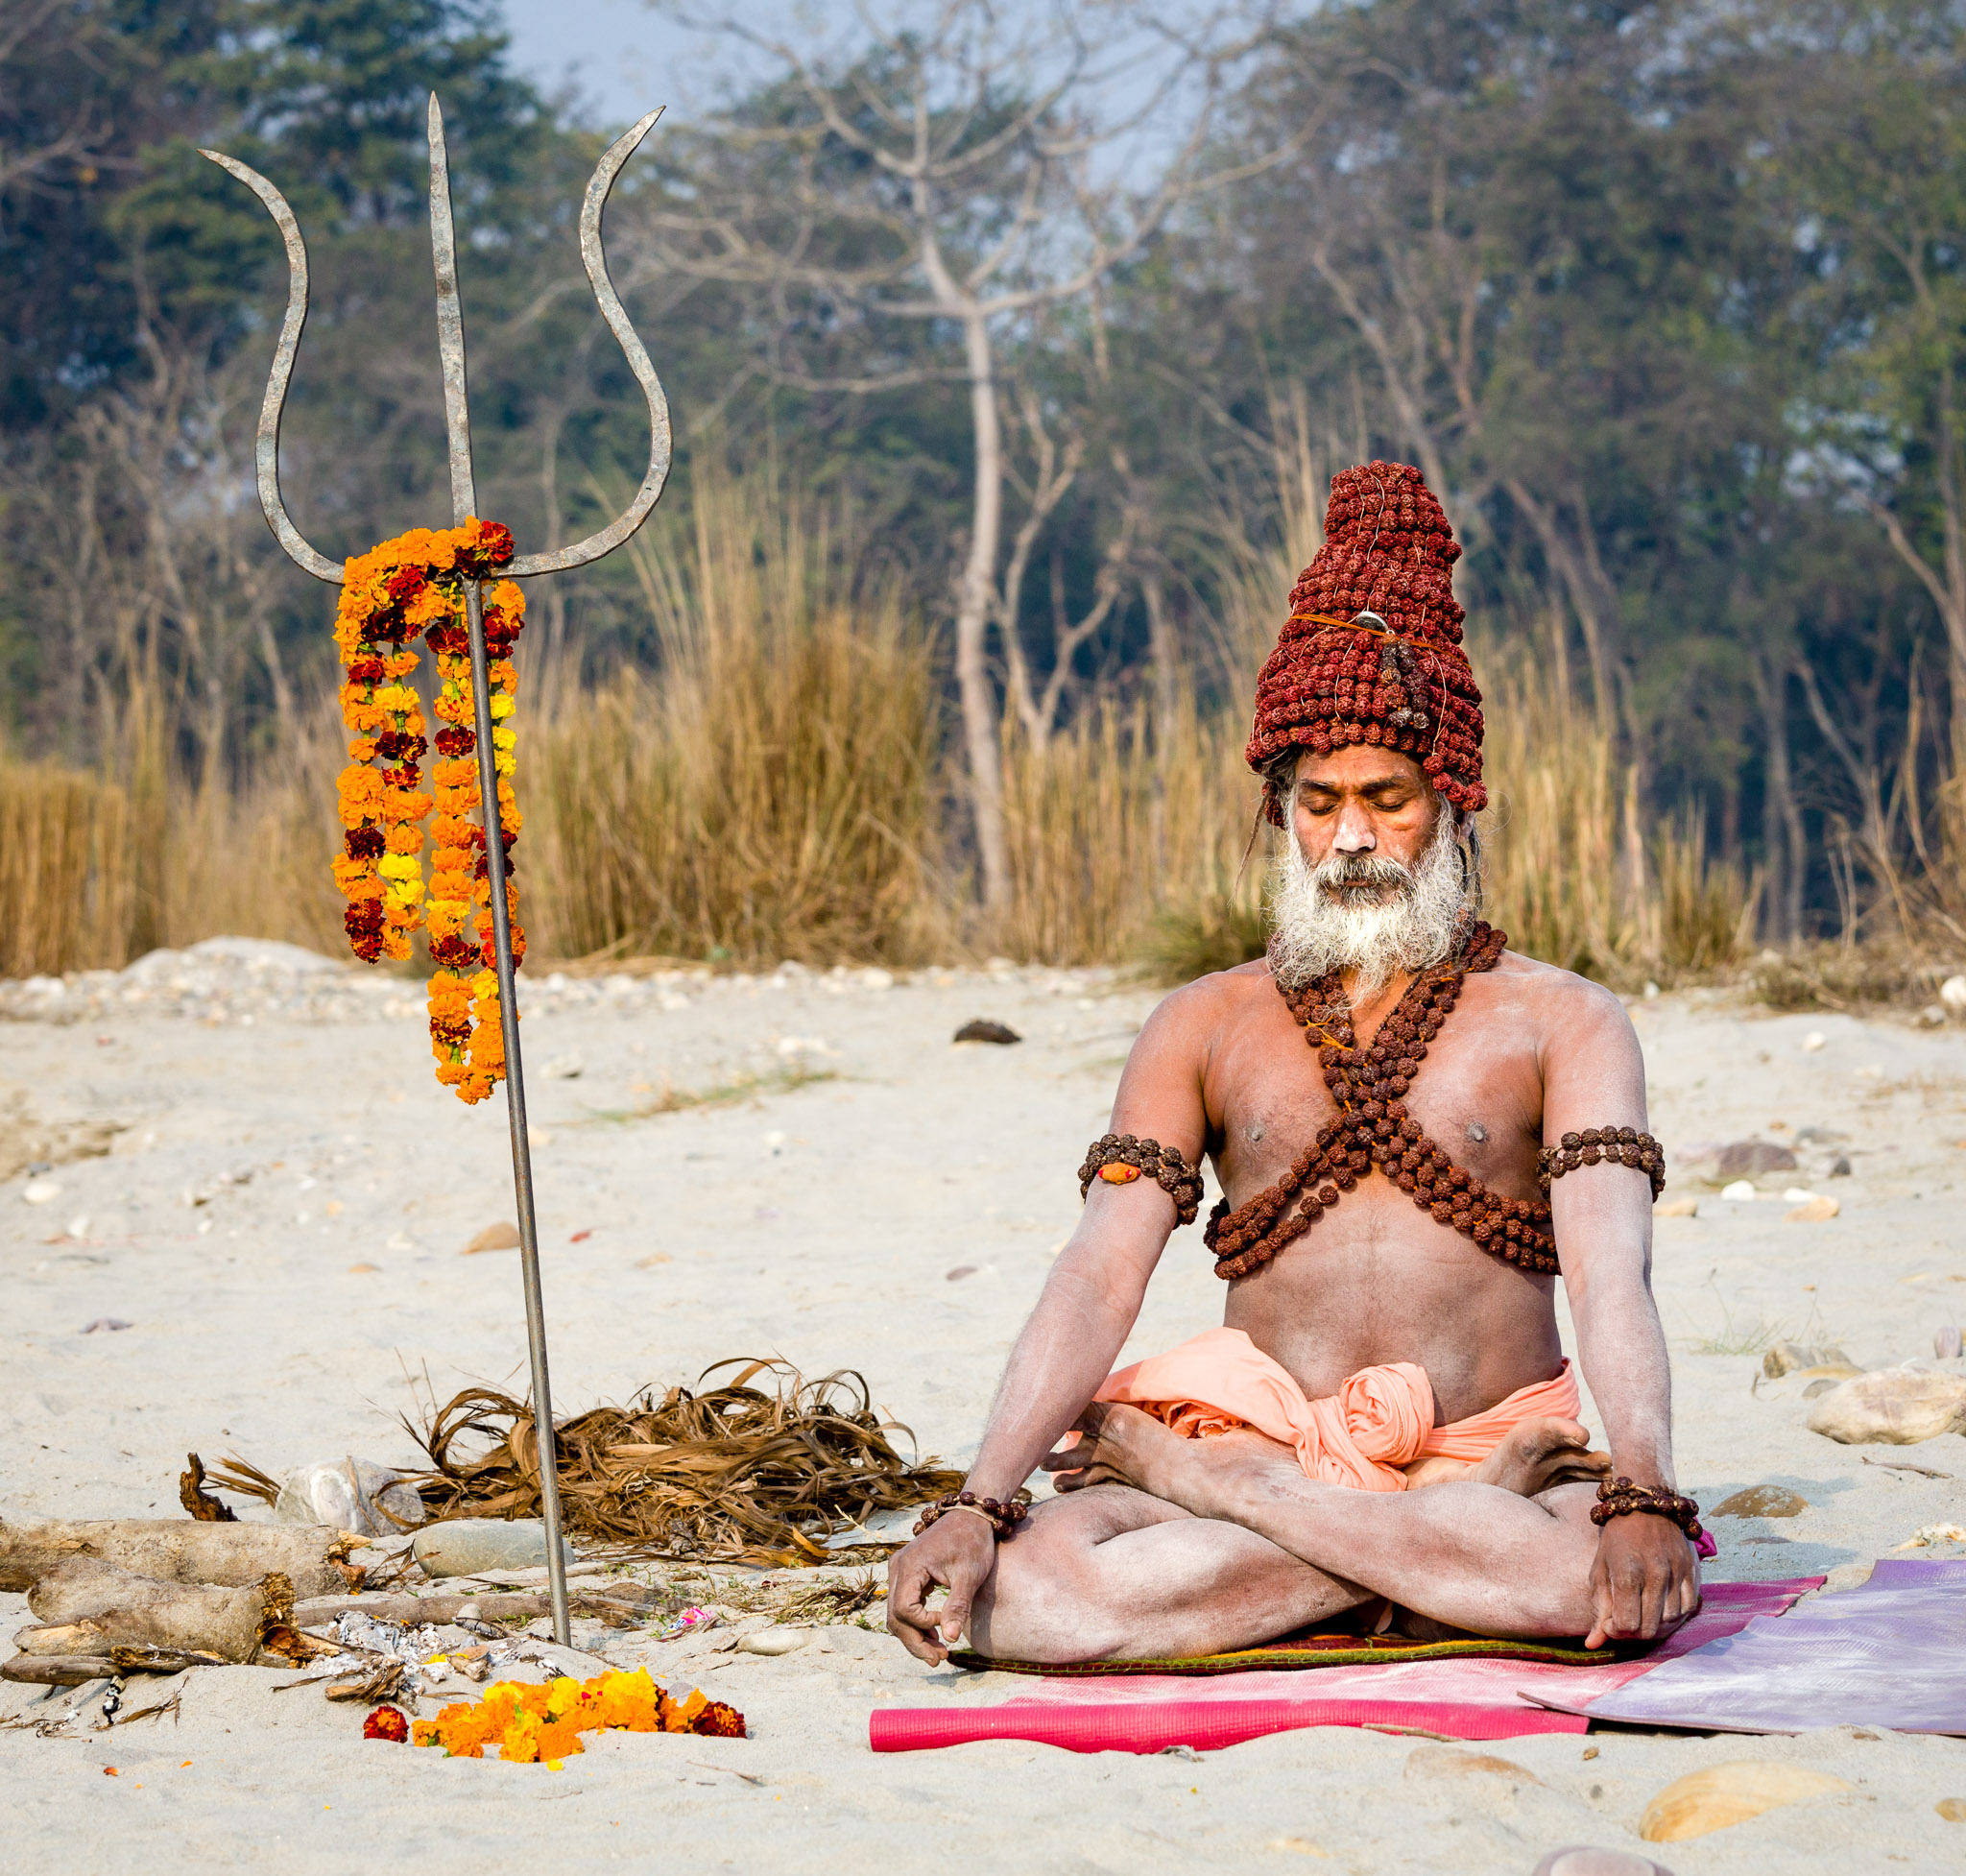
[1466, 1417, 1612, 1497]
[1042, 1400, 1189, 1497]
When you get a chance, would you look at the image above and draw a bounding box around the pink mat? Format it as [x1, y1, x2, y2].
[869, 1578, 1818, 1754]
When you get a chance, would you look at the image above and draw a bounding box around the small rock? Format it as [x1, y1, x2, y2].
[1762, 1340, 1853, 1379]
[1710, 1484, 1809, 1518]
[1829, 1156, 1852, 1177]
[1943, 975, 1966, 1014]
[735, 1628, 810, 1656]
[1403, 1744, 1543, 1787]
[1919, 1004, 1947, 1027]
[953, 1019, 1020, 1046]
[347, 1262, 380, 1275]
[1653, 1194, 1698, 1217]
[1802, 1030, 1826, 1051]
[1720, 1179, 1757, 1201]
[80, 1317, 131, 1335]
[463, 1221, 522, 1255]
[1802, 1378, 1843, 1398]
[1786, 1194, 1839, 1222]
[1638, 1762, 1851, 1842]
[945, 1264, 976, 1282]
[1937, 1797, 1966, 1821]
[1532, 1851, 1676, 1876]
[1808, 1366, 1966, 1445]
[1715, 1141, 1798, 1179]
[1936, 1326, 1964, 1360]
[541, 1056, 583, 1079]
[275, 1458, 425, 1534]
[860, 968, 895, 990]
[412, 1519, 573, 1577]
[22, 1179, 62, 1205]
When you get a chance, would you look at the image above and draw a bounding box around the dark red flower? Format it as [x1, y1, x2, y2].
[363, 1704, 410, 1743]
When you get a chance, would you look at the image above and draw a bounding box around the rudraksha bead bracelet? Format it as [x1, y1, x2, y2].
[913, 1489, 1034, 1542]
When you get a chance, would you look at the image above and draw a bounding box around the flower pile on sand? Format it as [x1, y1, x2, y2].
[408, 1668, 744, 1765]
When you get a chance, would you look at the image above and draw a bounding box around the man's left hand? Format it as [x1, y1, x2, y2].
[1584, 1514, 1701, 1649]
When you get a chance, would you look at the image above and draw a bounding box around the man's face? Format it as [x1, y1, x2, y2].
[1286, 746, 1441, 902]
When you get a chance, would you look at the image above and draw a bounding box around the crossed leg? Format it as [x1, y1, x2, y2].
[971, 1410, 1610, 1665]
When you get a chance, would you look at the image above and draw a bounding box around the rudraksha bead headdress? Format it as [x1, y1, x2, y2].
[1246, 460, 1486, 825]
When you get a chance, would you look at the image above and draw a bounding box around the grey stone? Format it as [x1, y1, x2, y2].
[413, 1519, 574, 1578]
[275, 1459, 426, 1535]
[1715, 1141, 1798, 1179]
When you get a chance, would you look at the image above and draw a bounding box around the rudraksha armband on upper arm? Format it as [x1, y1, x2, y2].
[1078, 1134, 1205, 1227]
[1538, 1128, 1666, 1200]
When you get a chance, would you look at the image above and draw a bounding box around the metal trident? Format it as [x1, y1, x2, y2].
[202, 96, 672, 1645]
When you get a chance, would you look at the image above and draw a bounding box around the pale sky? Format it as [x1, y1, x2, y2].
[497, 2, 784, 127]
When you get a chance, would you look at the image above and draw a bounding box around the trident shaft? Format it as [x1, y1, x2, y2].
[202, 96, 672, 1646]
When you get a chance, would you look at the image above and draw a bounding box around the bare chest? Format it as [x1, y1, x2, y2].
[1204, 977, 1546, 1209]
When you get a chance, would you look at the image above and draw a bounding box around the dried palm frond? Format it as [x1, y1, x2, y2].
[197, 1454, 282, 1506]
[402, 1359, 960, 1566]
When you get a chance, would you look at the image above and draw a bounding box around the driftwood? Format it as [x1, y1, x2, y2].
[291, 1577, 656, 1629]
[12, 1558, 290, 1664]
[403, 1359, 959, 1565]
[0, 1517, 362, 1598]
[1, 1654, 118, 1687]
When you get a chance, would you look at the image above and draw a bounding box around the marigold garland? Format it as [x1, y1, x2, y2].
[410, 1668, 745, 1766]
[332, 517, 525, 1104]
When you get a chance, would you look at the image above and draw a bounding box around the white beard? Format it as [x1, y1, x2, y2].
[1268, 810, 1470, 1000]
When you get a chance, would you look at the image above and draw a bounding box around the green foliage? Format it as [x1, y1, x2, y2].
[3, 0, 1964, 950]
[1135, 893, 1270, 988]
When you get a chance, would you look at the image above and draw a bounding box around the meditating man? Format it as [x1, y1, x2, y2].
[889, 460, 1705, 1668]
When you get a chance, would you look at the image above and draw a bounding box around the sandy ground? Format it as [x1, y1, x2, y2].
[4, 939, 1966, 1873]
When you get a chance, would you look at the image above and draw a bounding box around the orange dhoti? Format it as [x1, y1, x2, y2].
[1092, 1327, 1581, 1492]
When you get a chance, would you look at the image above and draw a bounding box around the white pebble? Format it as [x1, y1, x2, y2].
[1720, 1179, 1757, 1201]
[22, 1179, 62, 1205]
[1943, 974, 1966, 1013]
[1802, 1030, 1826, 1051]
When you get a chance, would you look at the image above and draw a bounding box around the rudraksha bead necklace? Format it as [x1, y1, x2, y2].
[1072, 918, 1667, 1283]
[1202, 918, 1550, 1280]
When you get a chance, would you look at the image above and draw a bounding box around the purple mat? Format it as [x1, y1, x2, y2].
[1550, 1559, 1966, 1736]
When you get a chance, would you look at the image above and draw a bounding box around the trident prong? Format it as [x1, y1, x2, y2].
[199, 99, 671, 580]
[199, 97, 674, 1648]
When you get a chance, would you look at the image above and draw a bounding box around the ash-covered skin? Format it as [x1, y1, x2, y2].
[888, 742, 1691, 1666]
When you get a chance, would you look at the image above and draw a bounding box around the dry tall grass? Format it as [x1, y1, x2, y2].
[523, 470, 946, 965]
[0, 471, 1758, 987]
[997, 692, 1264, 965]
[1476, 638, 1757, 985]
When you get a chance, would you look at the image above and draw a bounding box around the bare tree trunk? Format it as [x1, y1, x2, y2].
[1506, 479, 1616, 739]
[1751, 651, 1804, 943]
[954, 306, 1011, 914]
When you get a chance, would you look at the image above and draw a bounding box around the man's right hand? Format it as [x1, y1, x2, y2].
[885, 1512, 998, 1664]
